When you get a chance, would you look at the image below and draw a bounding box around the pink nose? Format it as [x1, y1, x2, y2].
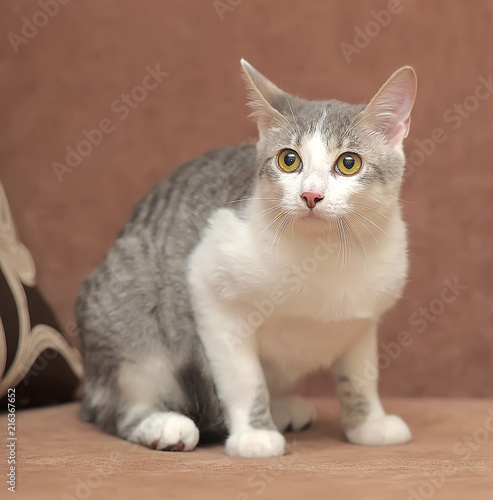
[301, 192, 324, 209]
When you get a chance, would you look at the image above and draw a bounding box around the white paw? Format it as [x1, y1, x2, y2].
[270, 396, 316, 432]
[129, 412, 199, 451]
[226, 429, 286, 458]
[345, 414, 412, 446]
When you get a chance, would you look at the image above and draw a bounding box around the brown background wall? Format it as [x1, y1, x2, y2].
[0, 0, 492, 397]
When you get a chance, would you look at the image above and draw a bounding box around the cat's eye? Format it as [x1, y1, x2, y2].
[277, 149, 302, 173]
[335, 153, 362, 176]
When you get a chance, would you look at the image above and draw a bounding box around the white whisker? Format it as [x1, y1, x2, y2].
[347, 207, 388, 238]
[271, 211, 292, 259]
[342, 214, 367, 278]
[348, 203, 390, 221]
[260, 210, 289, 238]
[336, 217, 348, 269]
[227, 197, 282, 205]
[261, 204, 285, 216]
[346, 209, 380, 244]
[285, 97, 301, 137]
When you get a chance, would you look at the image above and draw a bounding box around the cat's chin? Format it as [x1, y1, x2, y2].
[297, 211, 333, 232]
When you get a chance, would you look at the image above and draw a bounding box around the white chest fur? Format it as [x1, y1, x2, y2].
[187, 203, 408, 386]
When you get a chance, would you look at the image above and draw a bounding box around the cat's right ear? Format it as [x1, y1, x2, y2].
[240, 59, 287, 137]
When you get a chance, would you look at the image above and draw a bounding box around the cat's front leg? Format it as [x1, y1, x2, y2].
[332, 321, 412, 446]
[194, 302, 285, 458]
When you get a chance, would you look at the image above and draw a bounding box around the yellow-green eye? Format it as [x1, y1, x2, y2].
[336, 152, 362, 176]
[278, 149, 302, 173]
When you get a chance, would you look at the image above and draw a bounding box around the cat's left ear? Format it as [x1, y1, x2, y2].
[359, 66, 417, 148]
[240, 59, 288, 137]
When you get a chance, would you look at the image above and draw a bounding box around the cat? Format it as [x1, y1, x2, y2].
[76, 59, 417, 458]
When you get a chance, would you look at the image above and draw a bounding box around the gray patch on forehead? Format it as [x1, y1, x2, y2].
[321, 102, 366, 141]
[277, 97, 366, 145]
[273, 96, 325, 137]
[293, 134, 303, 151]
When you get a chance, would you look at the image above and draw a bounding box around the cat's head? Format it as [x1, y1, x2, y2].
[241, 59, 417, 230]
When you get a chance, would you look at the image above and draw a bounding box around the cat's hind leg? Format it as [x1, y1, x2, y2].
[332, 321, 412, 446]
[83, 344, 200, 452]
[117, 348, 200, 452]
[127, 412, 199, 451]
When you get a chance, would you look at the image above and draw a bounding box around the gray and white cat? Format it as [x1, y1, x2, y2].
[76, 60, 417, 458]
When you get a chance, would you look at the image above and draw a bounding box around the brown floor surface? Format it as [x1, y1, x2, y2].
[2, 399, 493, 499]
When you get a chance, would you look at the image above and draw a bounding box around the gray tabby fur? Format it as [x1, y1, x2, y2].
[77, 145, 257, 443]
[76, 62, 412, 449]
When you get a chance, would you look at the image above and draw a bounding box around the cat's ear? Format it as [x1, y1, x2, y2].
[240, 59, 287, 137]
[359, 66, 417, 148]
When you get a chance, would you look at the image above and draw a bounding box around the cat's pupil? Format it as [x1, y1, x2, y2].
[343, 156, 355, 169]
[284, 153, 296, 166]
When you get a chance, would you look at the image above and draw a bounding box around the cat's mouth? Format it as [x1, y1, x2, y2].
[303, 211, 322, 220]
[298, 208, 341, 226]
[299, 210, 329, 223]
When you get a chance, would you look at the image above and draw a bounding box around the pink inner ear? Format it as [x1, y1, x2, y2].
[367, 69, 417, 148]
[373, 91, 413, 147]
[241, 59, 289, 139]
[386, 115, 411, 147]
